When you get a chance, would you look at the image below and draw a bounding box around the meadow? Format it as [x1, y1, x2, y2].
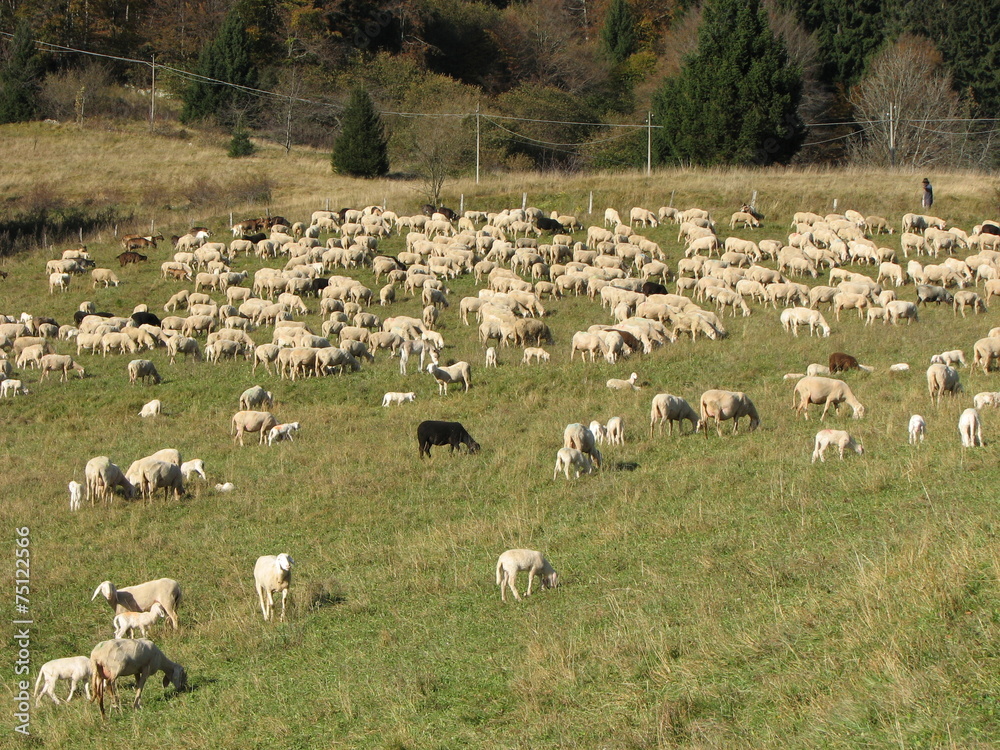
[2, 121, 1000, 748]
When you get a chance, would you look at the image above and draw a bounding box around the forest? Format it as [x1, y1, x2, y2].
[1, 0, 999, 173]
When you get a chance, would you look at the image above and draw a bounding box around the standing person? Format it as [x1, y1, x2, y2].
[922, 178, 933, 209]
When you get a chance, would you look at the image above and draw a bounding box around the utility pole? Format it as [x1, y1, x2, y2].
[475, 102, 481, 186]
[646, 111, 652, 177]
[149, 55, 155, 132]
[888, 103, 896, 168]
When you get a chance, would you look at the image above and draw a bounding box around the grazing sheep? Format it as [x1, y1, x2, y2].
[496, 549, 558, 602]
[649, 393, 702, 436]
[606, 416, 624, 445]
[92, 579, 181, 630]
[563, 423, 603, 468]
[417, 420, 480, 458]
[811, 429, 864, 462]
[254, 553, 294, 621]
[427, 361, 472, 394]
[239, 385, 274, 411]
[974, 392, 1000, 410]
[231, 410, 278, 446]
[699, 390, 760, 436]
[909, 414, 927, 444]
[973, 337, 1000, 374]
[180, 459, 206, 482]
[607, 372, 640, 391]
[84, 457, 135, 504]
[927, 363, 963, 405]
[382, 391, 416, 407]
[793, 376, 866, 420]
[930, 350, 966, 368]
[267, 422, 300, 446]
[89, 638, 186, 718]
[522, 347, 550, 364]
[553, 447, 594, 479]
[68, 480, 83, 511]
[127, 459, 184, 502]
[34, 656, 92, 705]
[138, 399, 161, 418]
[959, 408, 983, 447]
[112, 602, 167, 639]
[485, 346, 498, 368]
[588, 420, 608, 445]
[127, 359, 161, 385]
[780, 307, 831, 337]
[39, 353, 85, 381]
[829, 352, 873, 373]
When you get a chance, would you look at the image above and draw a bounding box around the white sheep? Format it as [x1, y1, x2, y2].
[267, 422, 301, 445]
[92, 579, 181, 630]
[138, 399, 161, 418]
[427, 361, 472, 394]
[485, 346, 498, 368]
[180, 459, 206, 482]
[588, 420, 607, 445]
[34, 656, 92, 705]
[89, 638, 186, 718]
[793, 377, 865, 420]
[563, 423, 603, 468]
[959, 408, 983, 447]
[68, 480, 83, 511]
[889, 363, 911, 372]
[495, 549, 558, 602]
[553, 447, 594, 480]
[974, 392, 1000, 410]
[931, 350, 966, 368]
[113, 602, 167, 639]
[607, 372, 639, 391]
[215, 482, 235, 492]
[811, 429, 864, 462]
[522, 347, 550, 364]
[606, 416, 624, 445]
[927, 363, 963, 405]
[908, 414, 927, 444]
[239, 385, 273, 411]
[1, 379, 28, 397]
[382, 391, 416, 407]
[254, 553, 294, 621]
[649, 393, 702, 436]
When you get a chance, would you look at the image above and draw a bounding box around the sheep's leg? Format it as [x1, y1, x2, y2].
[66, 678, 78, 702]
[280, 589, 288, 621]
[258, 586, 270, 621]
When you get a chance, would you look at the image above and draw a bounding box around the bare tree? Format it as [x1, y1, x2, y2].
[848, 35, 972, 168]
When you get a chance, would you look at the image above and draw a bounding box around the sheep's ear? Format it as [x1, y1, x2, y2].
[92, 582, 111, 601]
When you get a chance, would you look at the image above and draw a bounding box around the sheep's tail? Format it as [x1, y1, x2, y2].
[33, 666, 45, 698]
[495, 560, 504, 586]
[89, 658, 102, 707]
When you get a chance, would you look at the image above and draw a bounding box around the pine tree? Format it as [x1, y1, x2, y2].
[181, 2, 264, 125]
[0, 21, 43, 125]
[601, 0, 638, 66]
[652, 0, 805, 166]
[331, 88, 390, 178]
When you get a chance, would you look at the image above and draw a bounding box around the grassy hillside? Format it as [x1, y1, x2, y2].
[3, 123, 1000, 748]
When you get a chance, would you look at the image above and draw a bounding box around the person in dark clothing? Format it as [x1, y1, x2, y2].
[922, 178, 933, 209]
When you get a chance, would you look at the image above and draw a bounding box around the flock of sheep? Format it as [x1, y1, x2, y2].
[9, 192, 1000, 718]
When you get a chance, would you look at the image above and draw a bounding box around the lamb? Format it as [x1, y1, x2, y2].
[138, 399, 161, 418]
[34, 656, 92, 705]
[180, 459, 207, 482]
[793, 376, 866, 420]
[889, 363, 910, 372]
[588, 420, 608, 444]
[649, 393, 702, 436]
[811, 429, 864, 463]
[427, 361, 472, 394]
[112, 602, 168, 639]
[267, 422, 301, 446]
[959, 408, 983, 447]
[127, 359, 161, 385]
[607, 372, 640, 391]
[92, 578, 182, 630]
[1, 379, 28, 397]
[699, 390, 761, 436]
[927, 363, 963, 405]
[930, 350, 966, 368]
[563, 423, 603, 468]
[908, 414, 927, 444]
[522, 347, 550, 364]
[254, 553, 294, 621]
[496, 549, 558, 602]
[829, 352, 873, 373]
[974, 392, 1000, 410]
[215, 482, 235, 492]
[68, 480, 83, 511]
[231, 410, 278, 446]
[382, 391, 416, 407]
[605, 416, 624, 446]
[485, 346, 498, 368]
[553, 447, 595, 479]
[89, 638, 186, 718]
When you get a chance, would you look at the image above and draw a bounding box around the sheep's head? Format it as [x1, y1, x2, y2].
[92, 581, 116, 603]
[151, 602, 168, 618]
[164, 665, 187, 691]
[543, 571, 559, 590]
[276, 553, 294, 572]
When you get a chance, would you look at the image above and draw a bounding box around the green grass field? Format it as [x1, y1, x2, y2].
[3, 123, 1000, 748]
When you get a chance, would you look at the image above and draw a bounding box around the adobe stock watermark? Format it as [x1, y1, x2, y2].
[12, 527, 31, 736]
[353, 10, 395, 50]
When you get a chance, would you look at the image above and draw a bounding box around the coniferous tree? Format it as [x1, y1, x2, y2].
[601, 0, 638, 66]
[331, 88, 389, 178]
[0, 21, 43, 124]
[181, 2, 264, 125]
[652, 0, 805, 166]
